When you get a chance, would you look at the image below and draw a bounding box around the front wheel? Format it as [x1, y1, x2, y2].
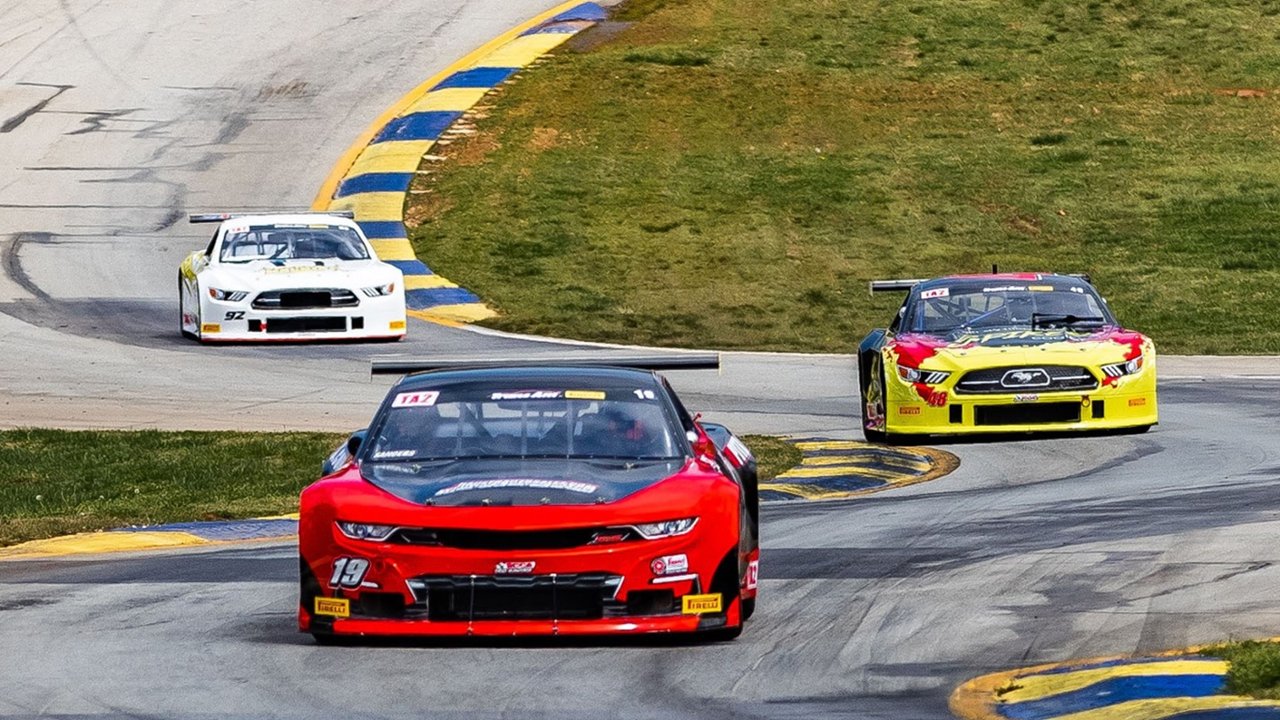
[861, 355, 888, 443]
[178, 274, 197, 340]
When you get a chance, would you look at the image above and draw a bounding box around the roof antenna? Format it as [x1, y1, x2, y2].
[992, 263, 999, 273]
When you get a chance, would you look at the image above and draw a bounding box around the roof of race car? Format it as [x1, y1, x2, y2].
[216, 213, 361, 229]
[394, 365, 663, 392]
[917, 272, 1086, 288]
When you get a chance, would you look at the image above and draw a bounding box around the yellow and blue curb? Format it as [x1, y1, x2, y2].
[951, 654, 1280, 720]
[0, 515, 299, 559]
[313, 1, 607, 324]
[761, 438, 958, 501]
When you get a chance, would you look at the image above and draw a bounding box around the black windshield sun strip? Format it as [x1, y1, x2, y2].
[1031, 313, 1106, 328]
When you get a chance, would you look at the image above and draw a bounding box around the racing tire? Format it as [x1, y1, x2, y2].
[311, 632, 352, 646]
[704, 549, 745, 642]
[178, 274, 197, 340]
[860, 356, 888, 443]
[741, 597, 756, 622]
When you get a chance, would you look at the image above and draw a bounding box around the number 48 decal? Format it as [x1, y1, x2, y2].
[329, 557, 370, 589]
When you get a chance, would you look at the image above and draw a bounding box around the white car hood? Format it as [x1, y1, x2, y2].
[205, 259, 400, 291]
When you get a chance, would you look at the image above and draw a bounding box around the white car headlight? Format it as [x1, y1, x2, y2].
[361, 283, 396, 297]
[1102, 354, 1144, 378]
[207, 288, 248, 302]
[336, 522, 397, 541]
[897, 365, 951, 384]
[633, 518, 698, 539]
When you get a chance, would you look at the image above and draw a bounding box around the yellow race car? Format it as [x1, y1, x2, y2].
[858, 273, 1157, 441]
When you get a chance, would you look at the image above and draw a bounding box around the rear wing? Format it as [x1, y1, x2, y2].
[188, 210, 356, 224]
[370, 353, 721, 376]
[868, 279, 928, 296]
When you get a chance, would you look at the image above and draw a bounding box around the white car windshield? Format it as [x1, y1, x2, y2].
[219, 225, 370, 263]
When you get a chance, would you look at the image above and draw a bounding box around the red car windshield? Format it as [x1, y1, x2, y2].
[366, 386, 685, 462]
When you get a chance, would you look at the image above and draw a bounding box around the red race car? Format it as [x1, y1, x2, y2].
[299, 355, 760, 643]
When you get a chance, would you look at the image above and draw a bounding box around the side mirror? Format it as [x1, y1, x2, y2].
[346, 434, 363, 456]
[322, 429, 366, 475]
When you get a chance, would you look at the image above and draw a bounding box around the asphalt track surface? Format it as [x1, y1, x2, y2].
[5, 3, 1280, 720]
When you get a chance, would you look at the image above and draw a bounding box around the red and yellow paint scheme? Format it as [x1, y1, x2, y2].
[858, 273, 1157, 440]
[299, 362, 759, 643]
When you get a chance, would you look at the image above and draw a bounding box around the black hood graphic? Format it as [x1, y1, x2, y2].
[362, 457, 685, 507]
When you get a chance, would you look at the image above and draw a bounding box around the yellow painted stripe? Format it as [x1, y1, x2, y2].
[0, 531, 208, 559]
[777, 465, 909, 481]
[1053, 696, 1280, 720]
[796, 455, 927, 470]
[406, 87, 491, 114]
[370, 238, 419, 261]
[794, 440, 874, 452]
[758, 482, 861, 501]
[408, 303, 497, 324]
[329, 192, 405, 223]
[347, 140, 435, 177]
[404, 274, 457, 290]
[475, 32, 573, 68]
[1002, 660, 1229, 704]
[311, 0, 593, 209]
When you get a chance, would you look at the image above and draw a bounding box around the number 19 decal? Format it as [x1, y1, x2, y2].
[329, 557, 370, 589]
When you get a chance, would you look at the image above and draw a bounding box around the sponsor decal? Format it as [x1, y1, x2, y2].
[262, 265, 326, 274]
[314, 597, 350, 618]
[495, 561, 536, 575]
[982, 285, 1027, 293]
[435, 479, 600, 497]
[392, 391, 439, 408]
[491, 390, 563, 401]
[564, 390, 607, 401]
[389, 320, 406, 331]
[329, 558, 370, 589]
[1129, 397, 1147, 407]
[1014, 394, 1039, 403]
[1028, 285, 1053, 292]
[921, 287, 950, 299]
[371, 449, 415, 460]
[746, 560, 759, 591]
[201, 323, 221, 333]
[899, 406, 922, 415]
[681, 593, 723, 615]
[651, 554, 690, 576]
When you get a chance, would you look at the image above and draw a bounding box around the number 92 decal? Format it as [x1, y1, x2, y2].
[329, 557, 370, 589]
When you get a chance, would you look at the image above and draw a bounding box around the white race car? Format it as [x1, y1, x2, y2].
[179, 212, 407, 343]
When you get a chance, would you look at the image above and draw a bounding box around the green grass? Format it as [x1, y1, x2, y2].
[1203, 640, 1280, 699]
[743, 434, 802, 481]
[408, 0, 1280, 354]
[0, 429, 799, 546]
[0, 429, 342, 546]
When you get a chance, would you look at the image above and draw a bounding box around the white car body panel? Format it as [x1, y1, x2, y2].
[178, 214, 407, 342]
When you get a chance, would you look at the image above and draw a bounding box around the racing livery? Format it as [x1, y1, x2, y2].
[859, 273, 1157, 440]
[299, 357, 759, 642]
[179, 212, 406, 342]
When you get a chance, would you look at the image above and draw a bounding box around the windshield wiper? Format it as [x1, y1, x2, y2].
[1031, 313, 1106, 329]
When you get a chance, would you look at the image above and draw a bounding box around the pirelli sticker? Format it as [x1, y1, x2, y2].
[681, 593, 723, 615]
[314, 597, 350, 618]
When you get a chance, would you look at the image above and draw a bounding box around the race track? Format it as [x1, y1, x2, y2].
[5, 3, 1280, 720]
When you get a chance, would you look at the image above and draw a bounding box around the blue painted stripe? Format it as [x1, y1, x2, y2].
[1000, 675, 1227, 720]
[780, 477, 887, 492]
[551, 2, 608, 22]
[387, 259, 432, 275]
[1166, 709, 1280, 720]
[119, 518, 297, 541]
[336, 172, 414, 198]
[373, 111, 463, 143]
[358, 221, 407, 239]
[407, 287, 483, 308]
[433, 67, 519, 90]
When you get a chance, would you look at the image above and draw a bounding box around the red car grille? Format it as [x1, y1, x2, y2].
[408, 573, 624, 621]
